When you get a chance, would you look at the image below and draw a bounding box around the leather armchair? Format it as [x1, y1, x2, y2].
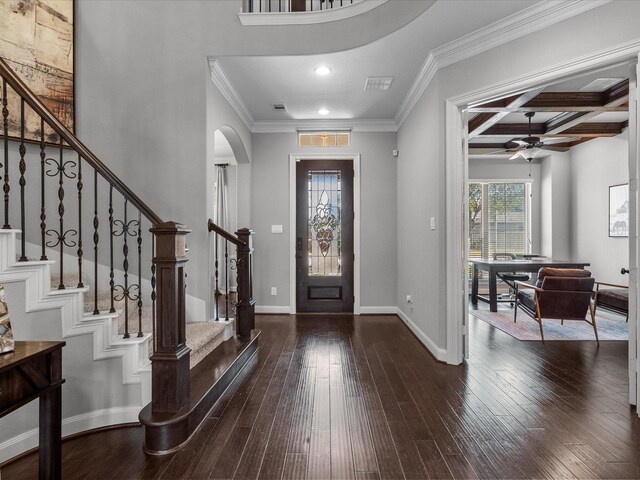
[514, 267, 598, 344]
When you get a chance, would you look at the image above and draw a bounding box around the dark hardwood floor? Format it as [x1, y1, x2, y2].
[3, 313, 639, 479]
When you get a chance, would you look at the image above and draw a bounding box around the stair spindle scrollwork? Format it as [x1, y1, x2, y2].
[113, 199, 140, 339]
[77, 154, 84, 288]
[45, 139, 77, 290]
[2, 78, 9, 230]
[137, 212, 143, 337]
[93, 171, 99, 314]
[109, 185, 115, 313]
[18, 98, 26, 261]
[39, 118, 47, 260]
[224, 240, 229, 322]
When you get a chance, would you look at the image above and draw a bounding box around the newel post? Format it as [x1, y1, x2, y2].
[149, 221, 191, 413]
[235, 228, 255, 337]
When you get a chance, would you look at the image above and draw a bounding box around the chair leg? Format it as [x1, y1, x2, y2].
[513, 296, 519, 323]
[589, 304, 600, 346]
[535, 297, 544, 342]
[561, 319, 564, 325]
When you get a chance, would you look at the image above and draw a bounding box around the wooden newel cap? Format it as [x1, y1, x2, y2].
[151, 222, 191, 260]
[150, 221, 191, 236]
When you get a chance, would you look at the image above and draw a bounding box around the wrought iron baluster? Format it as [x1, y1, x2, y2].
[77, 154, 84, 287]
[18, 98, 26, 261]
[214, 233, 220, 321]
[93, 171, 99, 314]
[45, 139, 77, 290]
[113, 199, 140, 339]
[109, 185, 115, 313]
[2, 79, 9, 229]
[122, 200, 130, 338]
[39, 119, 47, 260]
[225, 239, 229, 321]
[137, 212, 142, 337]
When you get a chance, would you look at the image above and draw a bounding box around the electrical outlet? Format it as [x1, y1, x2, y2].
[406, 295, 413, 304]
[430, 217, 436, 230]
[271, 287, 277, 296]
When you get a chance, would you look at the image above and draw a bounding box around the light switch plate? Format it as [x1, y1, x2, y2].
[271, 225, 283, 234]
[430, 217, 436, 230]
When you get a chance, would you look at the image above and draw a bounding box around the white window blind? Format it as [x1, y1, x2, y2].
[469, 182, 531, 259]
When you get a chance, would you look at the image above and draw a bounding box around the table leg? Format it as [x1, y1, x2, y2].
[471, 263, 479, 304]
[489, 267, 498, 312]
[39, 385, 62, 480]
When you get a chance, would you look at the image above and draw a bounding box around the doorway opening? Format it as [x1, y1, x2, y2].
[446, 57, 638, 406]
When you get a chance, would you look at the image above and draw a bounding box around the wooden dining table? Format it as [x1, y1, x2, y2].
[470, 258, 591, 312]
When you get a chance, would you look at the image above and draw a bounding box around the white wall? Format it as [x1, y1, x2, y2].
[468, 157, 542, 254]
[251, 132, 397, 310]
[397, 0, 640, 355]
[539, 151, 573, 260]
[570, 133, 629, 284]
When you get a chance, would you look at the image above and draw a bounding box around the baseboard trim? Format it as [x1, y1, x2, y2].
[0, 405, 143, 464]
[395, 308, 448, 363]
[359, 306, 398, 315]
[255, 305, 290, 314]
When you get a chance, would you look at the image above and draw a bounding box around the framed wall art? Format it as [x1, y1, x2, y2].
[0, 0, 74, 143]
[609, 183, 629, 238]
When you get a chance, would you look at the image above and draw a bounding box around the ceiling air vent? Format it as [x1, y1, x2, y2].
[272, 103, 287, 111]
[579, 78, 625, 92]
[364, 77, 394, 91]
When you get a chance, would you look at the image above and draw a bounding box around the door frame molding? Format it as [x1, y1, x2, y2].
[289, 153, 361, 314]
[445, 41, 640, 373]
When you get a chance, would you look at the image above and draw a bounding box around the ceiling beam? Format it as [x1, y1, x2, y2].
[467, 79, 629, 113]
[468, 88, 545, 139]
[543, 79, 630, 135]
[480, 121, 626, 138]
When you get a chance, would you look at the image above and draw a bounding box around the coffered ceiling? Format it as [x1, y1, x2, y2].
[467, 64, 630, 157]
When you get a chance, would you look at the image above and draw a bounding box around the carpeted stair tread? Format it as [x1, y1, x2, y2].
[186, 322, 226, 368]
[51, 271, 226, 369]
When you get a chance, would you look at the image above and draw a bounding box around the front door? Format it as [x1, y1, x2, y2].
[296, 159, 354, 312]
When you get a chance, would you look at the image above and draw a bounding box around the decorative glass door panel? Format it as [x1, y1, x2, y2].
[308, 170, 342, 276]
[297, 160, 354, 312]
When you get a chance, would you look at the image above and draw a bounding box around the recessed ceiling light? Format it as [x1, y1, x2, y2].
[314, 66, 331, 76]
[318, 108, 330, 115]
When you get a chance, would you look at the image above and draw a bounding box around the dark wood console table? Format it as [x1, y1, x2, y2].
[0, 341, 65, 479]
[470, 259, 590, 312]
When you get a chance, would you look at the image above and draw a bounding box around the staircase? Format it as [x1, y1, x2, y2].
[0, 231, 228, 462]
[0, 57, 257, 462]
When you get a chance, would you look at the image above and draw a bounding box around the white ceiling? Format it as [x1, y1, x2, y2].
[214, 0, 542, 123]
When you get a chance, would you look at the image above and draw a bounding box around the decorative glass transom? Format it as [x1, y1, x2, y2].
[308, 170, 341, 276]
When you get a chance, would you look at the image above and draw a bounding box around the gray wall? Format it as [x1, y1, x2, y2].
[75, 0, 430, 313]
[468, 157, 542, 255]
[251, 132, 397, 309]
[570, 133, 629, 284]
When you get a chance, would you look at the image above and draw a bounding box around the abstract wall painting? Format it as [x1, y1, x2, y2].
[0, 0, 74, 142]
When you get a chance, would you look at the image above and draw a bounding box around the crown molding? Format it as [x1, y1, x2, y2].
[238, 0, 388, 26]
[395, 0, 612, 128]
[251, 118, 397, 133]
[208, 58, 254, 131]
[394, 53, 437, 128]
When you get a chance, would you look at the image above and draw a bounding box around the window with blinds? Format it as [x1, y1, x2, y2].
[469, 181, 531, 259]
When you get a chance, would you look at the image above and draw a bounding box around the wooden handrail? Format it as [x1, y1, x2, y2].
[208, 219, 245, 246]
[0, 58, 162, 225]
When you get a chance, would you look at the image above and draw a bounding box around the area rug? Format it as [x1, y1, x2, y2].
[470, 308, 628, 341]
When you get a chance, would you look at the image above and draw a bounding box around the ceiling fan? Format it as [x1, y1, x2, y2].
[504, 112, 570, 161]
